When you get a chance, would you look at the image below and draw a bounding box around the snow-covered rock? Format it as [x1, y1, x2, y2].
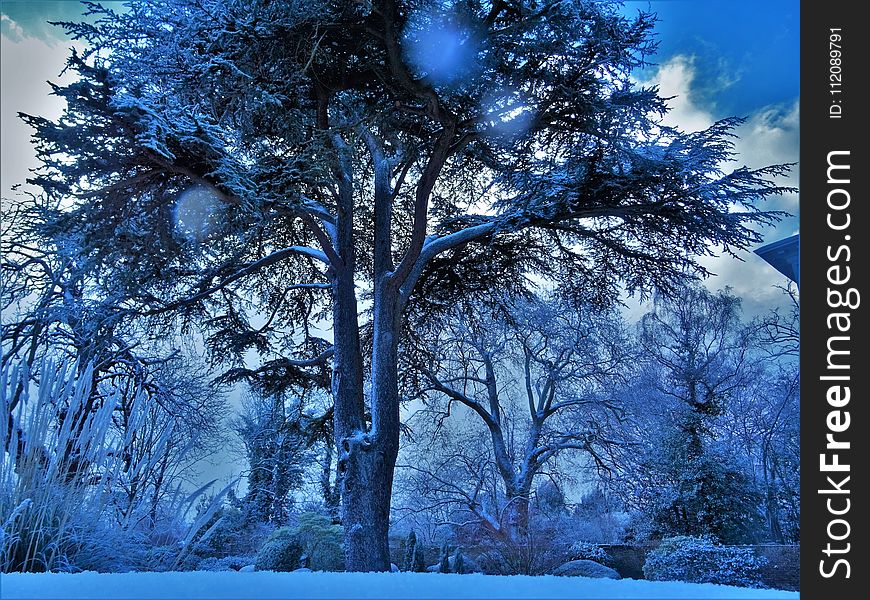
[239, 566, 255, 573]
[551, 560, 621, 579]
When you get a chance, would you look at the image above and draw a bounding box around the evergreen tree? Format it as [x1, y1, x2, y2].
[453, 546, 465, 574]
[439, 542, 451, 573]
[412, 540, 427, 573]
[403, 530, 418, 572]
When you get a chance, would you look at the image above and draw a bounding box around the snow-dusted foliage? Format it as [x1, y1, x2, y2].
[16, 0, 793, 571]
[0, 360, 226, 573]
[568, 541, 612, 567]
[234, 394, 307, 527]
[643, 536, 767, 588]
[611, 286, 769, 544]
[254, 529, 305, 573]
[195, 555, 254, 572]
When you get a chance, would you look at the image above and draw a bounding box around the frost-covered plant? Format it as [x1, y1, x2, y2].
[568, 541, 612, 567]
[438, 541, 450, 573]
[643, 535, 767, 588]
[254, 528, 304, 572]
[196, 555, 255, 571]
[191, 504, 256, 559]
[0, 360, 227, 573]
[293, 513, 344, 571]
[1, 361, 137, 572]
[453, 547, 465, 574]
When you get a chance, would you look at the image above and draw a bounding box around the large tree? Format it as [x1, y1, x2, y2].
[402, 296, 630, 573]
[20, 0, 790, 569]
[615, 285, 765, 543]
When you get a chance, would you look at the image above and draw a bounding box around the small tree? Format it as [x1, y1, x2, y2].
[616, 285, 765, 543]
[403, 530, 417, 572]
[413, 540, 427, 573]
[439, 542, 451, 573]
[453, 546, 465, 574]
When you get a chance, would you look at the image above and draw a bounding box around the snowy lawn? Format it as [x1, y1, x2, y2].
[1, 571, 799, 599]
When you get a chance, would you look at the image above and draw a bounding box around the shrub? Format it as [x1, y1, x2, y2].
[552, 560, 620, 579]
[438, 541, 450, 573]
[254, 529, 304, 572]
[403, 531, 417, 572]
[453, 547, 465, 574]
[292, 513, 344, 571]
[196, 555, 255, 571]
[191, 505, 255, 559]
[643, 536, 767, 588]
[568, 541, 612, 567]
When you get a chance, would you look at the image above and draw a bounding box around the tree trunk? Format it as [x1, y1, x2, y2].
[336, 285, 401, 571]
[339, 434, 396, 571]
[506, 493, 531, 544]
[332, 239, 403, 571]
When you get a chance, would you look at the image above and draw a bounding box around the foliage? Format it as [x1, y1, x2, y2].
[438, 541, 450, 573]
[452, 546, 465, 574]
[613, 286, 765, 544]
[412, 541, 427, 573]
[254, 529, 304, 572]
[568, 542, 612, 567]
[0, 360, 225, 573]
[403, 530, 417, 572]
[195, 555, 255, 571]
[293, 512, 344, 572]
[570, 489, 628, 544]
[403, 530, 426, 573]
[643, 536, 767, 588]
[552, 559, 620, 579]
[190, 503, 267, 560]
[235, 394, 307, 526]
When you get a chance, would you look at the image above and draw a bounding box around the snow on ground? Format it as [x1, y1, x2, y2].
[1, 571, 798, 599]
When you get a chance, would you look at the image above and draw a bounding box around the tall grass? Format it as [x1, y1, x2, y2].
[0, 359, 224, 572]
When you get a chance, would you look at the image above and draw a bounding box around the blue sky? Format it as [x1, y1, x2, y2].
[624, 0, 799, 118]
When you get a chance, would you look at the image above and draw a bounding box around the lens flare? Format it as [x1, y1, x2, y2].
[173, 186, 221, 241]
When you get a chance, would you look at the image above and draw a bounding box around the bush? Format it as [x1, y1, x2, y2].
[643, 536, 767, 588]
[191, 505, 261, 559]
[254, 529, 304, 572]
[453, 547, 465, 574]
[403, 530, 427, 572]
[294, 513, 344, 572]
[568, 541, 612, 567]
[196, 555, 255, 571]
[552, 559, 621, 579]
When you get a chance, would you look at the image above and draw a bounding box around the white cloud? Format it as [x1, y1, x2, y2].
[640, 55, 713, 133]
[630, 56, 800, 319]
[0, 14, 26, 42]
[1, 25, 82, 199]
